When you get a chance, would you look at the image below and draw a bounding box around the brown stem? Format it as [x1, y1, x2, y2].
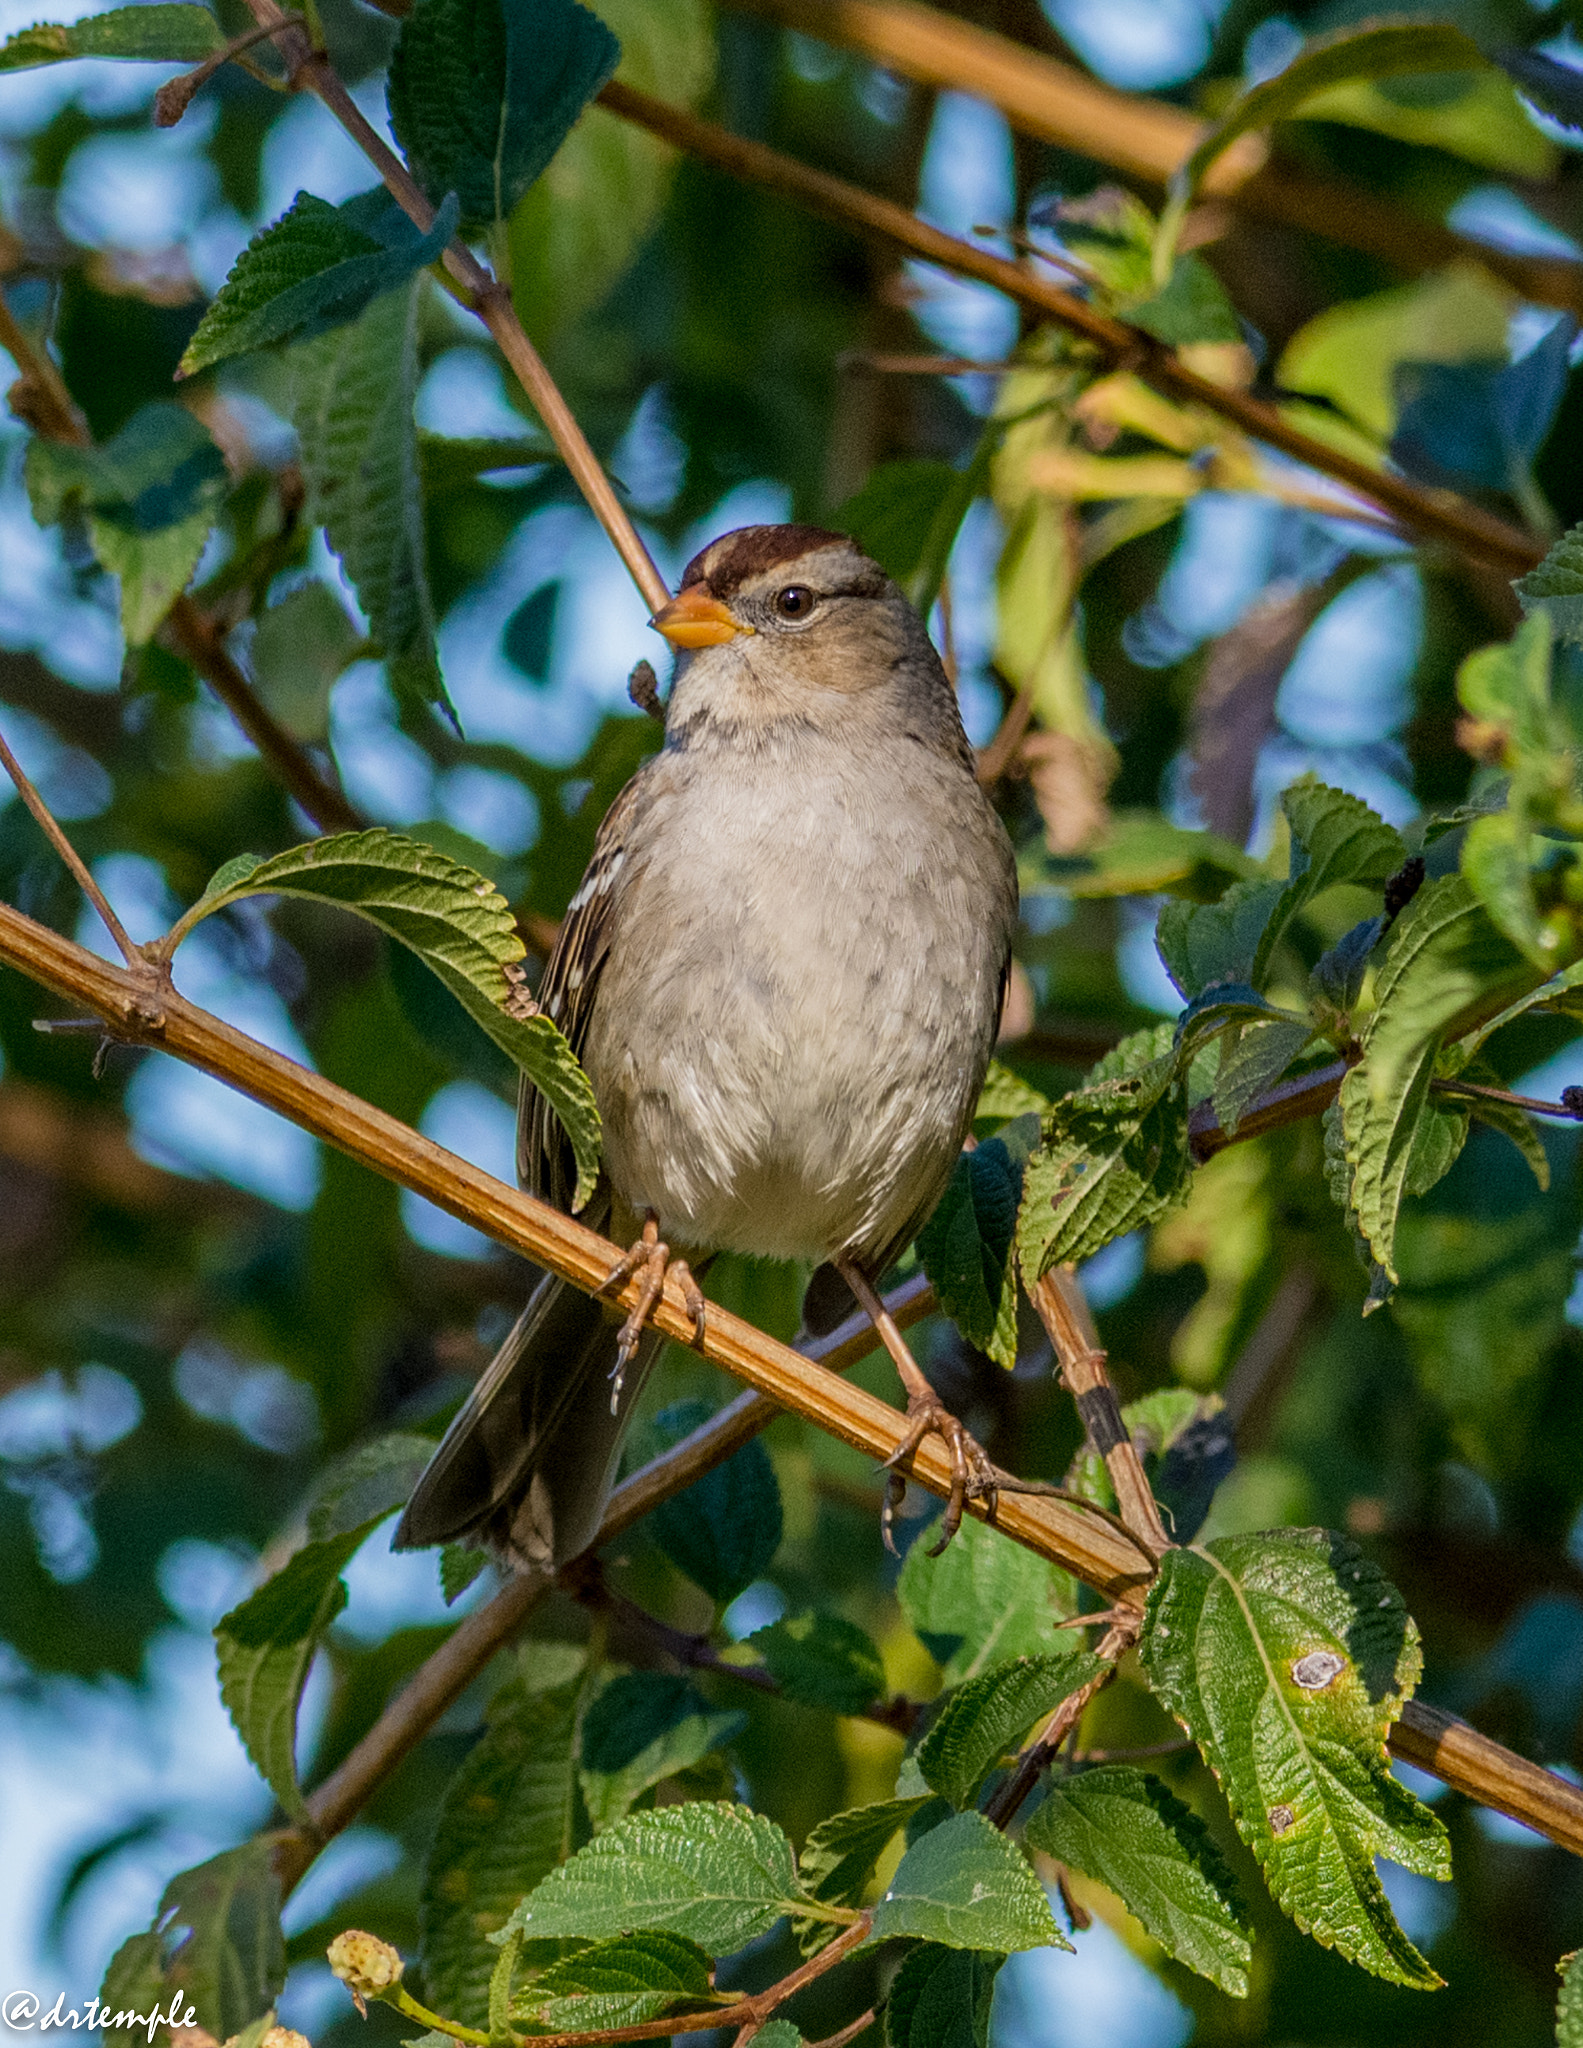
[721, 0, 1583, 320]
[1028, 1270, 1171, 1558]
[983, 1620, 1130, 1826]
[231, 0, 671, 615]
[805, 2011, 877, 2048]
[0, 723, 141, 967]
[153, 15, 300, 127]
[1431, 1076, 1583, 1120]
[1188, 1058, 1346, 1161]
[595, 80, 1541, 575]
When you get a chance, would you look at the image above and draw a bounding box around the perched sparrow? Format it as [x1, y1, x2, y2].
[396, 524, 1018, 1569]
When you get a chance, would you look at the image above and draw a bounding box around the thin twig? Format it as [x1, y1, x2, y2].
[804, 2011, 877, 2048]
[596, 79, 1542, 575]
[153, 15, 300, 127]
[984, 1620, 1130, 1827]
[0, 723, 141, 967]
[1432, 1076, 1583, 1121]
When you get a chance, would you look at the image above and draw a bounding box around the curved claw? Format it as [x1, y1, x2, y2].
[881, 1391, 999, 1556]
[596, 1218, 708, 1412]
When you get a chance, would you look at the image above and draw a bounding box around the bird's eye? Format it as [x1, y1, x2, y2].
[774, 585, 815, 620]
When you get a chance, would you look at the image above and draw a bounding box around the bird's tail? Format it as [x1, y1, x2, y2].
[394, 1271, 663, 1570]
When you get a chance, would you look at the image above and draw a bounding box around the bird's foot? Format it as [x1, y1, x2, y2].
[882, 1389, 999, 1557]
[596, 1212, 706, 1408]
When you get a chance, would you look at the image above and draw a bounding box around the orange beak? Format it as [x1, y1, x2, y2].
[650, 585, 748, 649]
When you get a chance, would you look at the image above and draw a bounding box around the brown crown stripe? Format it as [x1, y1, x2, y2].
[682, 523, 852, 596]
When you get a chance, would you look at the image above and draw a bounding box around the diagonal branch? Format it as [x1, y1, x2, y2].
[724, 0, 1583, 319]
[594, 80, 1542, 575]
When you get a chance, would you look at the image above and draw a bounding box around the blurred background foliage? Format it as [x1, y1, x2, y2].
[6, 0, 1583, 2040]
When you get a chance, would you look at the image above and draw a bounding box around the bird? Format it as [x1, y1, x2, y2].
[394, 523, 1019, 1572]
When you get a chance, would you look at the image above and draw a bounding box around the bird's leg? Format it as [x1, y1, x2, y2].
[832, 1254, 998, 1556]
[597, 1211, 707, 1408]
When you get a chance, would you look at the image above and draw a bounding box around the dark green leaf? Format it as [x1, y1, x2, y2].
[898, 1513, 1076, 1683]
[1025, 1766, 1251, 1995]
[289, 281, 447, 716]
[420, 1674, 582, 2025]
[513, 1930, 717, 2031]
[916, 1140, 1021, 1368]
[1211, 1018, 1316, 1136]
[885, 1943, 1003, 2048]
[871, 1811, 1065, 1952]
[797, 1796, 933, 1920]
[25, 401, 226, 642]
[98, 1931, 169, 2048]
[1124, 255, 1240, 346]
[748, 1611, 886, 1715]
[829, 453, 985, 613]
[388, 0, 620, 229]
[0, 4, 221, 69]
[442, 1542, 492, 1604]
[916, 1653, 1106, 1810]
[1517, 523, 1583, 646]
[1254, 777, 1406, 987]
[175, 828, 602, 1208]
[645, 1402, 783, 1604]
[159, 1843, 286, 2038]
[308, 1430, 437, 1540]
[1311, 916, 1385, 1011]
[1156, 880, 1283, 1001]
[579, 1673, 745, 1831]
[505, 1802, 805, 1952]
[180, 190, 461, 377]
[1138, 1530, 1449, 1988]
[974, 1060, 1051, 1127]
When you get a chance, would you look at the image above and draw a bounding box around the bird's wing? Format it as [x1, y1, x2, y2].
[517, 770, 648, 1212]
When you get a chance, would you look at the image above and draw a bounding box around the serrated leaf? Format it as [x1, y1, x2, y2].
[1461, 811, 1548, 964]
[885, 1943, 1003, 2048]
[975, 1060, 1051, 1127]
[1161, 22, 1493, 267]
[751, 2026, 802, 2048]
[1025, 1766, 1251, 1996]
[917, 1653, 1107, 1810]
[1212, 1018, 1316, 1137]
[1559, 1949, 1583, 2046]
[1138, 1530, 1450, 1989]
[1311, 915, 1385, 1012]
[872, 1811, 1066, 1953]
[1016, 1050, 1192, 1283]
[579, 1672, 744, 1831]
[181, 189, 461, 377]
[898, 1513, 1076, 1684]
[0, 4, 220, 69]
[420, 1676, 582, 2026]
[289, 280, 446, 716]
[1253, 777, 1406, 988]
[388, 0, 619, 230]
[916, 1140, 1021, 1368]
[505, 1802, 804, 1953]
[797, 1796, 933, 1920]
[175, 828, 601, 1208]
[1156, 879, 1283, 1001]
[1517, 522, 1583, 646]
[1338, 875, 1531, 1285]
[25, 401, 226, 643]
[514, 1930, 717, 2031]
[159, 1843, 286, 2038]
[644, 1401, 783, 1603]
[215, 1527, 373, 1819]
[748, 1611, 886, 1715]
[98, 1931, 169, 2048]
[308, 1430, 437, 1540]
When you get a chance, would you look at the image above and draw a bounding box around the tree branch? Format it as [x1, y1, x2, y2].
[594, 80, 1542, 575]
[722, 0, 1583, 319]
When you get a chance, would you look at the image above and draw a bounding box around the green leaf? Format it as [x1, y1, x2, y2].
[751, 2026, 802, 2048]
[748, 1611, 886, 1715]
[829, 450, 989, 614]
[0, 4, 221, 69]
[308, 1430, 438, 1540]
[1046, 810, 1259, 903]
[175, 827, 602, 1209]
[1024, 1766, 1251, 1996]
[1016, 1045, 1192, 1283]
[1337, 875, 1531, 1285]
[25, 401, 226, 643]
[159, 1843, 286, 2038]
[1211, 1018, 1317, 1137]
[1517, 522, 1583, 647]
[917, 1652, 1106, 1810]
[898, 1512, 1076, 1684]
[1159, 22, 1493, 273]
[180, 189, 461, 377]
[797, 1796, 933, 1920]
[289, 281, 447, 716]
[1138, 1530, 1450, 1988]
[1123, 254, 1240, 346]
[505, 1802, 804, 1953]
[871, 1811, 1066, 1952]
[1255, 777, 1406, 988]
[442, 1541, 492, 1604]
[975, 1060, 1051, 1128]
[885, 1943, 1003, 2048]
[1311, 915, 1385, 1013]
[1156, 880, 1284, 1001]
[1558, 1949, 1583, 2046]
[214, 1527, 373, 1819]
[388, 0, 620, 230]
[420, 1675, 583, 2026]
[98, 1931, 169, 2048]
[507, 0, 712, 345]
[249, 581, 365, 744]
[644, 1401, 783, 1603]
[1457, 611, 1555, 757]
[513, 1930, 717, 2031]
[579, 1673, 745, 1831]
[916, 1139, 1021, 1369]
